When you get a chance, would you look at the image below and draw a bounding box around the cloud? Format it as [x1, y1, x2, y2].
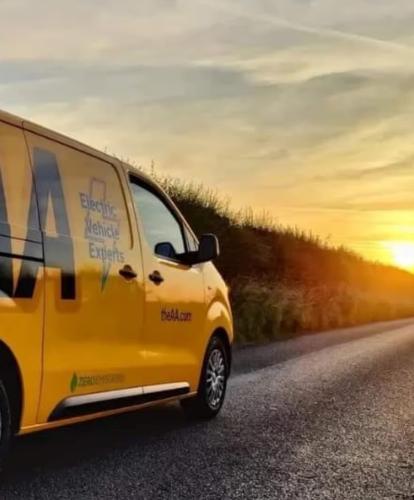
[197, 0, 414, 53]
[313, 155, 414, 183]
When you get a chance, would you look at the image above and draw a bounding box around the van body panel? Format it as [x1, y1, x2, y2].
[23, 131, 147, 423]
[138, 254, 206, 392]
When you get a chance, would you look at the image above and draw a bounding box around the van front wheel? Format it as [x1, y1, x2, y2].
[181, 336, 228, 419]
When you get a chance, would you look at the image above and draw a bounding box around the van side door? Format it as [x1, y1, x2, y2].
[24, 131, 146, 423]
[128, 176, 206, 392]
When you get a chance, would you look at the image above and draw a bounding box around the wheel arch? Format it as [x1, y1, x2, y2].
[0, 341, 23, 434]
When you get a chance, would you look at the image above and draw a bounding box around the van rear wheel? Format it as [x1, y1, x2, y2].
[181, 336, 228, 419]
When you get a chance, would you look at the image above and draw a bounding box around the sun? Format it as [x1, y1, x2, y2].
[389, 242, 414, 270]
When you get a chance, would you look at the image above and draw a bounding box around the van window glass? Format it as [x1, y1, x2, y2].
[129, 180, 185, 257]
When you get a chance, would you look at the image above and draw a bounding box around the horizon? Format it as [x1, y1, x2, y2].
[2, 0, 414, 270]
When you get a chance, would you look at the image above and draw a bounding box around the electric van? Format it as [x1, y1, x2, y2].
[0, 110, 233, 463]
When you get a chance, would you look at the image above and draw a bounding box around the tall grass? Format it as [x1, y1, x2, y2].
[152, 170, 414, 343]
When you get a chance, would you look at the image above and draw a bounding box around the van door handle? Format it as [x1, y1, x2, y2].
[119, 264, 138, 280]
[149, 270, 164, 285]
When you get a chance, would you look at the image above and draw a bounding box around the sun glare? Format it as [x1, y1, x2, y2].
[389, 242, 414, 270]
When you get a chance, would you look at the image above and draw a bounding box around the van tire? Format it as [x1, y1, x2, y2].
[181, 335, 228, 419]
[0, 379, 13, 468]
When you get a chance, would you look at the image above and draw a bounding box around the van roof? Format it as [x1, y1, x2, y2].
[0, 108, 153, 184]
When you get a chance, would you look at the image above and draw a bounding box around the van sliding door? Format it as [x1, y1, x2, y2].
[23, 129, 146, 423]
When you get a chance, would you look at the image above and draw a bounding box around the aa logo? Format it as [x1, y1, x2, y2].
[0, 148, 76, 300]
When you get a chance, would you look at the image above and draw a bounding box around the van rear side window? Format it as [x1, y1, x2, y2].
[129, 179, 185, 257]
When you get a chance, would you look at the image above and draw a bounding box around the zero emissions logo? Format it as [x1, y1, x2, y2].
[70, 372, 125, 393]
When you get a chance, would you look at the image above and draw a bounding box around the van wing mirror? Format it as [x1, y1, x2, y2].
[193, 234, 220, 264]
[154, 242, 177, 259]
[155, 235, 219, 265]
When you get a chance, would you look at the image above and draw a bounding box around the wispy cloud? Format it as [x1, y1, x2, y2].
[196, 0, 414, 53]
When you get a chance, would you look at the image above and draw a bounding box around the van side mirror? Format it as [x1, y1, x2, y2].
[180, 234, 220, 266]
[154, 242, 177, 259]
[190, 234, 220, 264]
[155, 234, 219, 265]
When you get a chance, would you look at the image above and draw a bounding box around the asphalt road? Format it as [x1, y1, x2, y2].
[1, 318, 414, 499]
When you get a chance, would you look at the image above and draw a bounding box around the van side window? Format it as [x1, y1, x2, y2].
[129, 179, 185, 258]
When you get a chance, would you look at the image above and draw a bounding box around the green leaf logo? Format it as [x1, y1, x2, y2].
[101, 260, 111, 291]
[70, 372, 78, 393]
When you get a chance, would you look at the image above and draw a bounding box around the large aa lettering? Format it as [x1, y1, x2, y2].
[16, 148, 75, 299]
[0, 171, 14, 297]
[14, 184, 42, 298]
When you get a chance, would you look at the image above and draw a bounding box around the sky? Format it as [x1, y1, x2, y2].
[1, 0, 414, 268]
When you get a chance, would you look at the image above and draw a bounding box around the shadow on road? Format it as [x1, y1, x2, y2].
[2, 403, 194, 480]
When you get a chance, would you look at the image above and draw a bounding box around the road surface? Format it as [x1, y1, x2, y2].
[1, 318, 414, 499]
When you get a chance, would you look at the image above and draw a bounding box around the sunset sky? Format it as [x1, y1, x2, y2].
[1, 0, 414, 268]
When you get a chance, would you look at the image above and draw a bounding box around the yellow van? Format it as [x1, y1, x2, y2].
[0, 110, 233, 462]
